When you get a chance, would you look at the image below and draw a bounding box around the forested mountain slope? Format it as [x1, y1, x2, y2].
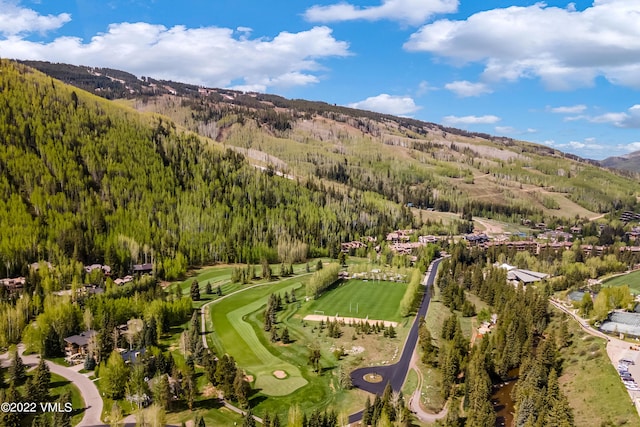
[0, 60, 411, 279]
[22, 61, 639, 223]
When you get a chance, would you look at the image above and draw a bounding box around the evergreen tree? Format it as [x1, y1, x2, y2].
[84, 353, 96, 371]
[194, 414, 206, 427]
[270, 327, 279, 343]
[31, 414, 50, 427]
[233, 370, 251, 408]
[243, 409, 256, 427]
[217, 285, 223, 296]
[543, 369, 574, 427]
[1, 383, 22, 427]
[308, 342, 322, 373]
[190, 280, 201, 301]
[202, 350, 218, 385]
[262, 259, 272, 280]
[144, 317, 158, 347]
[363, 396, 372, 426]
[0, 362, 5, 389]
[152, 374, 171, 410]
[32, 358, 51, 402]
[183, 365, 197, 411]
[205, 281, 212, 294]
[281, 327, 291, 344]
[8, 348, 26, 385]
[387, 324, 396, 338]
[52, 391, 72, 427]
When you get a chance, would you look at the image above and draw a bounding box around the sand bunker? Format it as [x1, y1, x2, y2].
[244, 375, 254, 383]
[273, 370, 288, 379]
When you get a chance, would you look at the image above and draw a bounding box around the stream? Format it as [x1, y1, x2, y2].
[491, 368, 519, 427]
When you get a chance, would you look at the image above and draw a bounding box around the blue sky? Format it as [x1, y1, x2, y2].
[1, 0, 640, 160]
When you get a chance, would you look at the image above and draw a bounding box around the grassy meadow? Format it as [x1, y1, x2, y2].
[300, 279, 408, 323]
[552, 309, 638, 426]
[602, 270, 640, 295]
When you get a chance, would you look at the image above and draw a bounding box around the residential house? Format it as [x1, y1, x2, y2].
[133, 263, 153, 275]
[0, 277, 26, 295]
[64, 330, 97, 358]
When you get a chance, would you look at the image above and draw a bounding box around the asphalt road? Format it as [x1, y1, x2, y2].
[0, 345, 105, 427]
[348, 257, 444, 424]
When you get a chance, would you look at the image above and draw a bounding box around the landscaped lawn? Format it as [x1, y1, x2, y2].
[602, 269, 640, 294]
[170, 259, 333, 309]
[208, 277, 310, 397]
[204, 267, 403, 421]
[300, 279, 408, 323]
[49, 373, 86, 426]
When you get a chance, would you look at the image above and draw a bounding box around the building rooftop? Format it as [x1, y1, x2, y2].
[64, 330, 97, 347]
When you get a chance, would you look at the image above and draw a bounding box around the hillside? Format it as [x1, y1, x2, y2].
[601, 150, 640, 174]
[0, 60, 412, 280]
[21, 61, 640, 225]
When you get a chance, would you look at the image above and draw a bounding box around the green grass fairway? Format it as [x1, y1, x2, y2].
[301, 279, 408, 323]
[603, 270, 640, 294]
[209, 277, 310, 396]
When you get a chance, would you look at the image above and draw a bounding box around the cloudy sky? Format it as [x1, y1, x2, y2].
[1, 0, 640, 159]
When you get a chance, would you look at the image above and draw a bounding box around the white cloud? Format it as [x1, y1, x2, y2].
[347, 94, 421, 115]
[495, 125, 536, 135]
[416, 80, 437, 96]
[563, 115, 589, 122]
[444, 80, 492, 97]
[304, 0, 459, 26]
[548, 104, 587, 114]
[442, 115, 500, 125]
[553, 138, 604, 151]
[566, 140, 604, 150]
[0, 0, 70, 36]
[0, 19, 350, 90]
[590, 105, 640, 128]
[616, 142, 640, 152]
[404, 1, 640, 89]
[495, 126, 515, 134]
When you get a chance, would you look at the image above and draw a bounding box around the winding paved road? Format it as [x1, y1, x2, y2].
[348, 257, 444, 424]
[0, 345, 104, 427]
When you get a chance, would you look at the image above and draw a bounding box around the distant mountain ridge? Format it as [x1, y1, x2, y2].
[601, 150, 640, 173]
[19, 60, 597, 164]
[17, 60, 640, 223]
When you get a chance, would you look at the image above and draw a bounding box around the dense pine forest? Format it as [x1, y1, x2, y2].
[0, 60, 411, 280]
[417, 244, 574, 427]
